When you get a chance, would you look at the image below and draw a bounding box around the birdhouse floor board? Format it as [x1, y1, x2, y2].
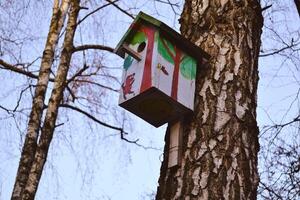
[119, 87, 192, 127]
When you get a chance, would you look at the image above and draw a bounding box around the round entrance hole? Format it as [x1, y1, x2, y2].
[137, 42, 146, 53]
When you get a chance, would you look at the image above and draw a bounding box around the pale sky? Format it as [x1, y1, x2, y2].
[0, 1, 299, 200]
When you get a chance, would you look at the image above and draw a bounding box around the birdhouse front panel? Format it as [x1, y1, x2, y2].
[119, 24, 157, 104]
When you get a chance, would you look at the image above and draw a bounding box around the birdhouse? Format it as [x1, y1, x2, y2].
[115, 12, 209, 127]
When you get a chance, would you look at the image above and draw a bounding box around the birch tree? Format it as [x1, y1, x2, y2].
[1, 0, 138, 199]
[156, 0, 263, 199]
[156, 0, 300, 199]
[10, 1, 71, 199]
[1, 0, 173, 199]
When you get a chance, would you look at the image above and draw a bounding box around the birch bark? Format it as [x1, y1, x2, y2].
[11, 1, 70, 199]
[156, 0, 263, 199]
[21, 1, 80, 199]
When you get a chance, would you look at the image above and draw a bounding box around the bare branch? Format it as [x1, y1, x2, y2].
[0, 59, 119, 99]
[67, 64, 89, 84]
[74, 79, 119, 92]
[58, 104, 160, 149]
[13, 85, 32, 112]
[120, 133, 162, 150]
[60, 103, 126, 133]
[72, 44, 114, 53]
[261, 4, 272, 12]
[105, 0, 134, 19]
[155, 0, 180, 7]
[0, 105, 11, 114]
[259, 181, 284, 200]
[55, 122, 65, 128]
[260, 41, 300, 57]
[65, 85, 76, 102]
[120, 134, 139, 144]
[0, 59, 56, 82]
[156, 0, 180, 15]
[0, 59, 38, 79]
[77, 0, 120, 25]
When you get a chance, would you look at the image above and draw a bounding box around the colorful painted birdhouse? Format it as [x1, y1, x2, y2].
[115, 12, 210, 127]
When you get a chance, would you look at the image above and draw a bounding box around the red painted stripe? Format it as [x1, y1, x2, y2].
[140, 27, 155, 93]
[171, 46, 182, 100]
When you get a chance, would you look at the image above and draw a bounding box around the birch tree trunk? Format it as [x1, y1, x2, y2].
[20, 1, 80, 199]
[156, 0, 263, 199]
[11, 1, 70, 199]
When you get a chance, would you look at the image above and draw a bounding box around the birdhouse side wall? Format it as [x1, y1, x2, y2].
[153, 33, 196, 111]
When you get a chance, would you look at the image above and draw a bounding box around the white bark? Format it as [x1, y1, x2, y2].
[21, 1, 80, 199]
[11, 0, 70, 199]
[156, 0, 263, 199]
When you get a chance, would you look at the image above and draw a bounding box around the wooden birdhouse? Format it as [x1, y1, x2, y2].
[115, 12, 210, 127]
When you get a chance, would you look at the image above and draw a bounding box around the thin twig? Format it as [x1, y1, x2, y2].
[155, 0, 179, 6]
[74, 79, 119, 92]
[59, 104, 161, 149]
[105, 0, 134, 19]
[0, 59, 55, 81]
[0, 105, 11, 114]
[77, 0, 120, 25]
[260, 42, 299, 57]
[67, 64, 89, 84]
[261, 4, 272, 12]
[0, 59, 39, 79]
[13, 85, 32, 112]
[259, 181, 284, 200]
[66, 85, 76, 102]
[60, 103, 126, 133]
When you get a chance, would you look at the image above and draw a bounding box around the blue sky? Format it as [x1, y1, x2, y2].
[0, 0, 299, 199]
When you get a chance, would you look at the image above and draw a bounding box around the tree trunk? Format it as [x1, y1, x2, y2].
[156, 0, 263, 199]
[20, 1, 80, 199]
[295, 0, 300, 16]
[11, 1, 70, 199]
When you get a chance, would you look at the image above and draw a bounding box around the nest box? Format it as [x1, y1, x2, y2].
[115, 12, 210, 127]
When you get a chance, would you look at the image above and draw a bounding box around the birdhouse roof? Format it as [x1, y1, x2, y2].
[114, 12, 210, 61]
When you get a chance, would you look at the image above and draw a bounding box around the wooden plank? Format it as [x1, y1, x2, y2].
[168, 121, 182, 168]
[122, 43, 142, 61]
